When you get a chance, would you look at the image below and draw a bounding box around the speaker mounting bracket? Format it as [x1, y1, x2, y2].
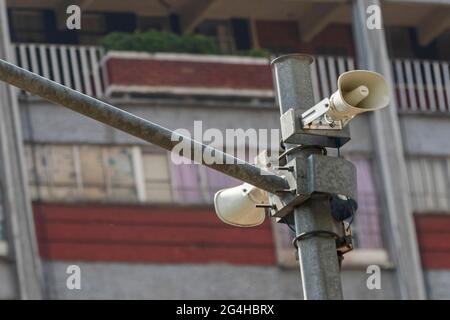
[257, 153, 358, 219]
[300, 98, 344, 130]
[280, 107, 351, 148]
[301, 98, 331, 126]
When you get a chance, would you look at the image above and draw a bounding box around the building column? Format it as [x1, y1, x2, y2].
[0, 0, 43, 299]
[351, 0, 426, 299]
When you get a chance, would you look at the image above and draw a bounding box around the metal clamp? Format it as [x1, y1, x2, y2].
[269, 154, 357, 218]
[292, 230, 340, 249]
[292, 224, 353, 256]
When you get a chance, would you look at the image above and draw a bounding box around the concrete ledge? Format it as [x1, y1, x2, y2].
[101, 51, 270, 66]
[105, 85, 274, 99]
[278, 248, 393, 270]
[342, 249, 394, 269]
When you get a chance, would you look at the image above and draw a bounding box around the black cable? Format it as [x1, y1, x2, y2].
[346, 199, 356, 232]
[286, 223, 296, 233]
[292, 230, 340, 250]
[278, 217, 296, 233]
[336, 138, 341, 158]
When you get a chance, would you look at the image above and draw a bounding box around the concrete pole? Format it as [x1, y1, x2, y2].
[271, 55, 343, 300]
[352, 0, 426, 299]
[0, 0, 43, 299]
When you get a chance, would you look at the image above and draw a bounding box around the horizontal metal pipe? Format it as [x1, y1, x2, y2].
[0, 59, 288, 194]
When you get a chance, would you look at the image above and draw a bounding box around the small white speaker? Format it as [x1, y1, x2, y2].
[214, 183, 267, 227]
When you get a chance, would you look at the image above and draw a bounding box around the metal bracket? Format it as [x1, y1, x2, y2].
[300, 98, 343, 130]
[280, 107, 351, 148]
[268, 154, 357, 218]
[336, 221, 354, 255]
[301, 98, 331, 126]
[303, 118, 343, 130]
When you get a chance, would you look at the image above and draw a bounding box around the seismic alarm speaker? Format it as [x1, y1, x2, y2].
[302, 70, 390, 129]
[214, 183, 267, 227]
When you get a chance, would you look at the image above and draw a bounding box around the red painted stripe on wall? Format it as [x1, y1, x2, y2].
[33, 203, 276, 265]
[415, 214, 450, 269]
[416, 233, 450, 251]
[35, 222, 274, 246]
[420, 253, 450, 269]
[106, 58, 273, 90]
[415, 215, 450, 233]
[34, 203, 239, 227]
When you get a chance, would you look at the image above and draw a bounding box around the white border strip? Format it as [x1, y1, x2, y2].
[341, 249, 393, 269]
[102, 51, 270, 65]
[277, 248, 393, 269]
[132, 146, 147, 203]
[0, 240, 8, 256]
[105, 84, 274, 98]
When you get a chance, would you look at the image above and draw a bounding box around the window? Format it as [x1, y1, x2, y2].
[24, 144, 258, 206]
[142, 152, 173, 203]
[25, 144, 137, 202]
[407, 156, 450, 213]
[348, 155, 383, 249]
[255, 20, 299, 53]
[77, 145, 137, 201]
[217, 23, 235, 54]
[169, 154, 242, 205]
[171, 161, 204, 204]
[201, 166, 241, 201]
[78, 13, 107, 45]
[436, 31, 450, 61]
[195, 20, 235, 54]
[385, 27, 415, 59]
[137, 16, 171, 32]
[24, 144, 239, 205]
[10, 10, 47, 43]
[78, 145, 106, 199]
[26, 144, 78, 200]
[103, 146, 136, 200]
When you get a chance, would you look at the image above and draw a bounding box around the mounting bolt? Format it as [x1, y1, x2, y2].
[255, 204, 276, 209]
[274, 166, 294, 172]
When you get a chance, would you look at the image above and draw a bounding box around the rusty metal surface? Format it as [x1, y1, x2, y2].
[280, 108, 351, 148]
[268, 154, 357, 218]
[271, 54, 344, 300]
[306, 155, 357, 201]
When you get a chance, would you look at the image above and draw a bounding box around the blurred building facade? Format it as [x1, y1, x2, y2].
[0, 0, 449, 299]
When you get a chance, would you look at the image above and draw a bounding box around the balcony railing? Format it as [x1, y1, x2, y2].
[314, 56, 450, 113]
[311, 55, 356, 101]
[10, 43, 450, 113]
[392, 58, 450, 113]
[12, 43, 106, 97]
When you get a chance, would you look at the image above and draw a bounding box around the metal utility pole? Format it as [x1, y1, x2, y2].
[271, 55, 344, 299]
[0, 53, 363, 300]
